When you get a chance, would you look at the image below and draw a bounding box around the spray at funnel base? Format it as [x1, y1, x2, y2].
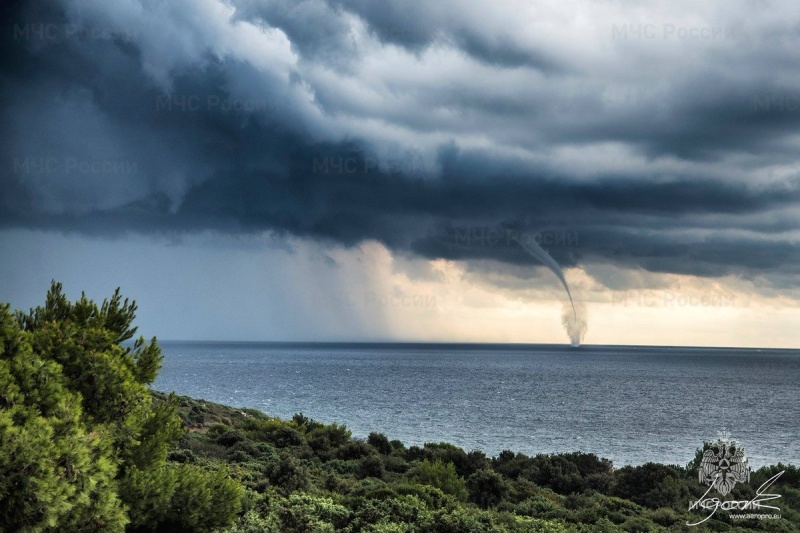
[563, 302, 588, 347]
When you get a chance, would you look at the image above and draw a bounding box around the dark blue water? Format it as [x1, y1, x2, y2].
[153, 342, 800, 467]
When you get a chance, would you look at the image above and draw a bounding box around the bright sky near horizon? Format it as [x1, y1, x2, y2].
[2, 0, 800, 347]
[2, 230, 797, 348]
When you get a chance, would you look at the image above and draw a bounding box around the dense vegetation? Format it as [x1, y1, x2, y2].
[1, 285, 798, 532]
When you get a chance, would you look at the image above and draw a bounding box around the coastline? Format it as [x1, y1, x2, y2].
[158, 391, 800, 532]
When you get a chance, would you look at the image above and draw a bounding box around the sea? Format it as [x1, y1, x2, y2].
[152, 342, 800, 468]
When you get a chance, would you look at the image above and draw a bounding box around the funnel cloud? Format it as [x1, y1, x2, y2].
[515, 234, 585, 345]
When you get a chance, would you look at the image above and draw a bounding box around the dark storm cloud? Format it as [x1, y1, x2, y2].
[559, 74, 800, 160]
[231, 0, 357, 63]
[2, 0, 800, 287]
[326, 0, 562, 70]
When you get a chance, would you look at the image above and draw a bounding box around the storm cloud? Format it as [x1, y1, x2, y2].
[2, 0, 800, 290]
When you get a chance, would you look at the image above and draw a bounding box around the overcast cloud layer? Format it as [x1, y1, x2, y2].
[2, 0, 800, 292]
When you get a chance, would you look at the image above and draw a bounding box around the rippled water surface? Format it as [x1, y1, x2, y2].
[153, 342, 800, 467]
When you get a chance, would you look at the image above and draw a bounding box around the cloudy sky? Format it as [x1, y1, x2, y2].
[2, 0, 799, 347]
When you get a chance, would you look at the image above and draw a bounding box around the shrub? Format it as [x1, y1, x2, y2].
[647, 507, 680, 527]
[409, 459, 468, 501]
[359, 455, 386, 479]
[621, 516, 658, 532]
[526, 455, 586, 494]
[383, 454, 411, 474]
[466, 469, 509, 509]
[368, 432, 393, 455]
[217, 429, 247, 447]
[228, 509, 281, 533]
[309, 423, 352, 454]
[348, 480, 399, 500]
[613, 463, 687, 509]
[269, 426, 307, 448]
[337, 441, 376, 460]
[274, 493, 351, 532]
[167, 448, 197, 464]
[267, 453, 311, 495]
[292, 412, 324, 432]
[422, 442, 473, 477]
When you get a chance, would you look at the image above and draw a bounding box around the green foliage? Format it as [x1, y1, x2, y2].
[409, 459, 468, 501]
[612, 463, 688, 509]
[266, 452, 312, 495]
[227, 509, 280, 533]
[164, 464, 244, 531]
[0, 302, 128, 532]
[273, 493, 350, 532]
[165, 386, 800, 533]
[1, 283, 242, 532]
[466, 469, 509, 509]
[358, 455, 386, 480]
[368, 432, 393, 455]
[405, 442, 490, 479]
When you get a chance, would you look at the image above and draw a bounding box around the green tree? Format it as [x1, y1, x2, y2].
[367, 432, 393, 455]
[613, 463, 687, 509]
[0, 304, 127, 531]
[466, 469, 509, 509]
[2, 283, 243, 531]
[409, 459, 468, 501]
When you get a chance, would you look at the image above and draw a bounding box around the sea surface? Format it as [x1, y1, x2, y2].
[153, 342, 800, 467]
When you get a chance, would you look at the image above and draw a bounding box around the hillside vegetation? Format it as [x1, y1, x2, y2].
[1, 284, 798, 532]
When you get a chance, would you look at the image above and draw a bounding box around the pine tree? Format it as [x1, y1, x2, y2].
[0, 302, 127, 531]
[1, 282, 242, 532]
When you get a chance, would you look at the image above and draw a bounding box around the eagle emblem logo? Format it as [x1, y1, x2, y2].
[698, 437, 751, 496]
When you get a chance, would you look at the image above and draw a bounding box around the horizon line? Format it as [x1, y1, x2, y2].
[152, 340, 800, 352]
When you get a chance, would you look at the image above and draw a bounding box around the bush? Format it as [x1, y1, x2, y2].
[337, 441, 376, 460]
[383, 454, 411, 474]
[274, 493, 351, 532]
[217, 429, 247, 447]
[368, 432, 393, 455]
[348, 480, 399, 501]
[422, 443, 473, 477]
[267, 453, 312, 495]
[613, 463, 687, 509]
[621, 516, 658, 532]
[421, 507, 506, 533]
[647, 507, 680, 527]
[409, 459, 468, 501]
[228, 509, 281, 533]
[350, 494, 423, 527]
[358, 455, 386, 479]
[167, 448, 197, 464]
[309, 424, 352, 454]
[269, 426, 307, 448]
[466, 469, 509, 509]
[526, 455, 586, 494]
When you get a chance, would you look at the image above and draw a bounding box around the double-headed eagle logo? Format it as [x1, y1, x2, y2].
[698, 433, 751, 496]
